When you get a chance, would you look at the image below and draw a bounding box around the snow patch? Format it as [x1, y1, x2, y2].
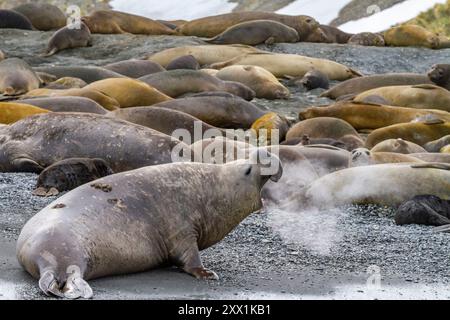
[276, 0, 353, 24]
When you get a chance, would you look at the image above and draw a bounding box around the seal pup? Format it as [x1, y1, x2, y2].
[42, 22, 92, 57]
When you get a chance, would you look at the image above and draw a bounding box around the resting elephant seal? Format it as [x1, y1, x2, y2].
[16, 97, 108, 114]
[178, 12, 318, 40]
[0, 113, 188, 173]
[282, 136, 348, 150]
[354, 84, 450, 112]
[428, 64, 450, 90]
[320, 73, 432, 99]
[210, 52, 361, 81]
[0, 9, 34, 30]
[349, 148, 422, 167]
[17, 151, 282, 298]
[42, 22, 92, 57]
[297, 70, 329, 90]
[395, 195, 450, 227]
[147, 45, 261, 67]
[33, 66, 124, 84]
[157, 19, 187, 30]
[103, 60, 165, 78]
[286, 117, 364, 150]
[292, 145, 350, 176]
[215, 65, 290, 99]
[139, 70, 255, 101]
[153, 96, 266, 129]
[384, 25, 439, 49]
[33, 158, 114, 197]
[109, 106, 221, 141]
[44, 77, 87, 90]
[424, 135, 450, 152]
[251, 112, 290, 145]
[299, 102, 450, 130]
[12, 3, 65, 31]
[0, 58, 41, 95]
[316, 25, 353, 44]
[0, 102, 49, 124]
[348, 32, 385, 46]
[166, 55, 200, 71]
[81, 10, 176, 35]
[205, 20, 299, 45]
[304, 163, 450, 208]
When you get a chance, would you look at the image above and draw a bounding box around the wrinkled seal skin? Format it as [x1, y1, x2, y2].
[428, 64, 450, 90]
[395, 195, 450, 226]
[205, 20, 299, 45]
[0, 58, 41, 95]
[34, 158, 114, 196]
[0, 113, 188, 174]
[17, 154, 283, 299]
[33, 66, 125, 84]
[0, 9, 34, 30]
[12, 3, 66, 31]
[166, 55, 200, 71]
[104, 60, 165, 78]
[16, 97, 108, 115]
[82, 10, 176, 35]
[43, 22, 93, 57]
[139, 70, 255, 101]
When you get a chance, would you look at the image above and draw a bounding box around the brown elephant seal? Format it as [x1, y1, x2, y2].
[384, 25, 439, 49]
[210, 52, 361, 81]
[349, 148, 423, 167]
[139, 70, 255, 101]
[109, 106, 221, 142]
[12, 3, 65, 31]
[42, 22, 92, 57]
[0, 102, 49, 124]
[317, 25, 353, 44]
[17, 150, 282, 298]
[286, 117, 364, 150]
[366, 122, 450, 148]
[33, 66, 124, 84]
[396, 195, 450, 227]
[16, 97, 108, 114]
[0, 113, 189, 173]
[153, 96, 266, 129]
[304, 26, 331, 43]
[0, 9, 34, 30]
[0, 58, 41, 95]
[354, 84, 450, 111]
[81, 10, 176, 35]
[103, 60, 165, 78]
[178, 12, 318, 40]
[428, 64, 450, 90]
[166, 55, 200, 71]
[251, 112, 290, 145]
[215, 65, 290, 100]
[348, 32, 385, 46]
[299, 101, 450, 130]
[297, 70, 330, 90]
[33, 158, 114, 197]
[424, 135, 450, 153]
[320, 73, 432, 99]
[44, 77, 87, 90]
[205, 20, 299, 45]
[156, 19, 187, 30]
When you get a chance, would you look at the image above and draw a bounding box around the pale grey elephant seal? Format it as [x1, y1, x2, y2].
[0, 9, 34, 30]
[16, 97, 109, 114]
[395, 195, 450, 227]
[0, 113, 189, 173]
[424, 135, 450, 152]
[17, 150, 282, 298]
[0, 58, 41, 95]
[166, 55, 200, 71]
[103, 60, 165, 78]
[12, 3, 66, 31]
[33, 66, 124, 84]
[42, 22, 93, 57]
[33, 158, 114, 197]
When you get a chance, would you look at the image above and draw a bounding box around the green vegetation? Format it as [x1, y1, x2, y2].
[407, 0, 450, 36]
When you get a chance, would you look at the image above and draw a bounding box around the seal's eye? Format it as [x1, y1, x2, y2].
[245, 167, 252, 176]
[306, 18, 312, 23]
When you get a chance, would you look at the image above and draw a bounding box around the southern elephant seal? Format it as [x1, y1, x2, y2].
[44, 77, 87, 90]
[424, 136, 450, 152]
[17, 152, 282, 298]
[349, 148, 423, 167]
[16, 97, 109, 114]
[303, 26, 330, 43]
[304, 163, 450, 208]
[251, 112, 290, 145]
[0, 9, 34, 30]
[33, 158, 114, 197]
[316, 25, 353, 44]
[215, 65, 290, 99]
[205, 20, 299, 45]
[348, 32, 385, 46]
[354, 84, 450, 111]
[0, 102, 49, 124]
[166, 55, 200, 71]
[384, 25, 440, 49]
[320, 73, 432, 99]
[139, 70, 255, 101]
[0, 113, 189, 173]
[42, 22, 93, 57]
[371, 139, 427, 154]
[293, 145, 350, 176]
[411, 153, 450, 163]
[81, 10, 176, 35]
[395, 195, 450, 227]
[0, 58, 41, 95]
[210, 52, 361, 81]
[103, 60, 165, 78]
[33, 66, 125, 84]
[177, 11, 318, 40]
[12, 3, 66, 31]
[296, 70, 330, 90]
[428, 64, 450, 90]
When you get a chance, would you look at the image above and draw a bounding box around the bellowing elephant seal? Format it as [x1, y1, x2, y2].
[428, 64, 450, 90]
[0, 102, 49, 124]
[33, 158, 114, 197]
[371, 139, 427, 154]
[0, 58, 41, 95]
[205, 20, 299, 45]
[17, 151, 282, 298]
[395, 195, 450, 226]
[12, 3, 65, 31]
[349, 148, 423, 167]
[33, 66, 125, 84]
[424, 135, 450, 153]
[166, 55, 200, 71]
[42, 22, 93, 57]
[0, 113, 189, 173]
[103, 60, 165, 78]
[384, 25, 439, 49]
[81, 10, 176, 35]
[16, 97, 109, 114]
[0, 9, 34, 30]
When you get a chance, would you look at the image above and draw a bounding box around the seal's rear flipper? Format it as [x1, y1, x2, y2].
[176, 245, 219, 281]
[63, 274, 93, 299]
[433, 224, 450, 233]
[39, 270, 65, 298]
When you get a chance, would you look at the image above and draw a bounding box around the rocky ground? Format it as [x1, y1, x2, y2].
[1, 30, 450, 300]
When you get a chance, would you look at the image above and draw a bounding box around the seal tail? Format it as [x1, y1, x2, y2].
[40, 48, 58, 58]
[38, 270, 93, 299]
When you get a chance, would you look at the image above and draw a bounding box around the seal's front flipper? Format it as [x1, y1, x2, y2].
[12, 158, 44, 173]
[38, 270, 64, 298]
[32, 187, 60, 197]
[63, 274, 93, 299]
[264, 37, 276, 46]
[178, 245, 219, 280]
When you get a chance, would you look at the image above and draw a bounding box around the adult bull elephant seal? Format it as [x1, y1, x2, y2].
[428, 64, 450, 90]
[0, 58, 41, 95]
[166, 55, 200, 71]
[103, 60, 165, 78]
[0, 9, 34, 30]
[395, 195, 450, 227]
[0, 113, 189, 173]
[81, 10, 176, 35]
[16, 150, 282, 298]
[33, 158, 114, 197]
[33, 66, 125, 84]
[42, 22, 93, 57]
[12, 3, 66, 31]
[16, 97, 109, 114]
[205, 20, 299, 45]
[384, 25, 440, 49]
